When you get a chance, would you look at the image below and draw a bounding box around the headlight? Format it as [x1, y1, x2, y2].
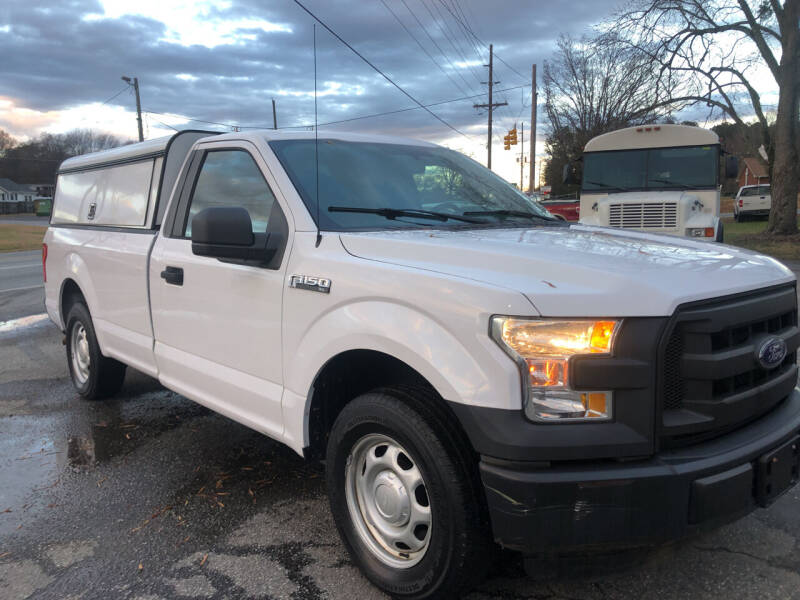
[491, 317, 619, 422]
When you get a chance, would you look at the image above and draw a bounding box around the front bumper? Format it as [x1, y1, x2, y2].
[478, 389, 800, 554]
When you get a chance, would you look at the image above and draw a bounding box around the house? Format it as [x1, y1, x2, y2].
[738, 156, 770, 190]
[0, 178, 36, 214]
[31, 183, 55, 198]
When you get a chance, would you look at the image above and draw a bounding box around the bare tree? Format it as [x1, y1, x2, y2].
[543, 34, 678, 192]
[609, 0, 799, 234]
[0, 130, 16, 156]
[0, 129, 130, 183]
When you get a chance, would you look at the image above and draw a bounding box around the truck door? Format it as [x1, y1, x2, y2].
[149, 141, 290, 441]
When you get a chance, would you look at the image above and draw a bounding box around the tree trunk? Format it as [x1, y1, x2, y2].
[767, 0, 800, 235]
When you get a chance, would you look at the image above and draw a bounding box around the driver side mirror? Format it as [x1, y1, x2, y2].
[724, 155, 739, 179]
[562, 163, 579, 186]
[191, 206, 275, 264]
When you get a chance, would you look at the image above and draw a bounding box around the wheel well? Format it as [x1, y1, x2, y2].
[305, 350, 457, 460]
[60, 279, 86, 328]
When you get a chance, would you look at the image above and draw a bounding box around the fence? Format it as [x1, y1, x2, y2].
[0, 200, 35, 214]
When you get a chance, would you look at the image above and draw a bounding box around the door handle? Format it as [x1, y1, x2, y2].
[160, 266, 184, 286]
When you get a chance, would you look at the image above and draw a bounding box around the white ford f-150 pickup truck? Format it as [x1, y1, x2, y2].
[44, 130, 800, 599]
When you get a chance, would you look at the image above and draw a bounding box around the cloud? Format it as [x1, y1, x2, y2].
[0, 0, 620, 181]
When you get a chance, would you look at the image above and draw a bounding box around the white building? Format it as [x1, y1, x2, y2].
[0, 178, 36, 213]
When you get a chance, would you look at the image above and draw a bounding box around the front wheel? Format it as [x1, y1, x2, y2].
[66, 302, 127, 400]
[326, 387, 491, 599]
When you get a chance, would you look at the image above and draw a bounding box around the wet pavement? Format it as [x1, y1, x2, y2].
[0, 250, 44, 323]
[2, 320, 800, 600]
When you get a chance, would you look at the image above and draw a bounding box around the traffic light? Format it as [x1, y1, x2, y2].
[503, 128, 518, 150]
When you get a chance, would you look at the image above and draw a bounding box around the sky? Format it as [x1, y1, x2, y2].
[2, 0, 625, 186]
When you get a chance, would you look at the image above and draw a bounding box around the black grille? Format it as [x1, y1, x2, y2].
[660, 284, 799, 446]
[663, 330, 684, 410]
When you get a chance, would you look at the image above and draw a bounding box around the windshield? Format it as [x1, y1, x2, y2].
[269, 139, 554, 231]
[740, 185, 770, 197]
[582, 145, 718, 192]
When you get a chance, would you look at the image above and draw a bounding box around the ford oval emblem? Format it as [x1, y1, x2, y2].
[756, 337, 787, 370]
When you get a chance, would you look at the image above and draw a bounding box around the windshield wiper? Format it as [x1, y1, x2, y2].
[648, 178, 692, 189]
[585, 180, 630, 192]
[463, 209, 559, 222]
[328, 205, 485, 224]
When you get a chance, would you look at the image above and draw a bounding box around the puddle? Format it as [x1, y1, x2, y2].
[61, 389, 208, 470]
[0, 379, 208, 535]
[0, 313, 49, 333]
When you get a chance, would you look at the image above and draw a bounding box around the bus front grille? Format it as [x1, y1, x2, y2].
[608, 202, 678, 230]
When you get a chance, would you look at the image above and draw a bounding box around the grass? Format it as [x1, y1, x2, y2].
[0, 224, 46, 253]
[723, 216, 800, 262]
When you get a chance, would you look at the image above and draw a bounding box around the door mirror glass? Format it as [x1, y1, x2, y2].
[191, 206, 271, 261]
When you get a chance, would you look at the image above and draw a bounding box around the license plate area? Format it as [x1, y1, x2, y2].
[756, 435, 800, 506]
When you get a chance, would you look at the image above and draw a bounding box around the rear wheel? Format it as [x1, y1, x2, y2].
[65, 302, 126, 399]
[715, 221, 724, 243]
[326, 386, 491, 599]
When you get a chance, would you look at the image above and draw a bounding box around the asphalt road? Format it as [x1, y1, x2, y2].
[0, 250, 44, 323]
[1, 320, 800, 600]
[0, 216, 50, 227]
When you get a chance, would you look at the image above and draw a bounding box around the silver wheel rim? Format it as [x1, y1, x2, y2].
[345, 433, 432, 568]
[70, 323, 90, 385]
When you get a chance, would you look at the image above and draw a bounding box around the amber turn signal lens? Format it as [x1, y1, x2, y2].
[589, 321, 616, 353]
[581, 392, 610, 418]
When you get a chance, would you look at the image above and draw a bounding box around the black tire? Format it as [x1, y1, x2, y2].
[715, 221, 724, 243]
[326, 386, 492, 599]
[65, 302, 126, 400]
[734, 210, 741, 222]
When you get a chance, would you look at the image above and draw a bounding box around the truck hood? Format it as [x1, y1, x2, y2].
[339, 225, 795, 317]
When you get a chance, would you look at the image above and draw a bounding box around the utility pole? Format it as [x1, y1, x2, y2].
[473, 44, 507, 170]
[529, 64, 537, 192]
[121, 76, 144, 142]
[519, 122, 524, 190]
[272, 98, 278, 129]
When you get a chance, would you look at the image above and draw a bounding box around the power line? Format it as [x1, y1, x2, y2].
[142, 83, 530, 133]
[98, 85, 130, 107]
[421, 0, 484, 88]
[292, 0, 474, 140]
[399, 0, 481, 99]
[379, 0, 472, 98]
[437, 0, 527, 82]
[445, 0, 489, 70]
[434, 0, 521, 136]
[147, 114, 179, 132]
[287, 84, 529, 128]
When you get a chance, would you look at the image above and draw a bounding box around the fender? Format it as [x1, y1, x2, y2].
[281, 298, 528, 453]
[58, 252, 100, 331]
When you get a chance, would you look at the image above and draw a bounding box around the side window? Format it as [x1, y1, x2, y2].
[184, 149, 276, 237]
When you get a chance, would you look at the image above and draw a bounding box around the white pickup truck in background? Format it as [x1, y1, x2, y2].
[44, 130, 800, 599]
[734, 183, 772, 221]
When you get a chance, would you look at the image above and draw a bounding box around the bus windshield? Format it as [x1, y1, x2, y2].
[582, 145, 718, 192]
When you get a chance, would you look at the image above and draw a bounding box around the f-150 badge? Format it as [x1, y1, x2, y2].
[289, 275, 331, 294]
